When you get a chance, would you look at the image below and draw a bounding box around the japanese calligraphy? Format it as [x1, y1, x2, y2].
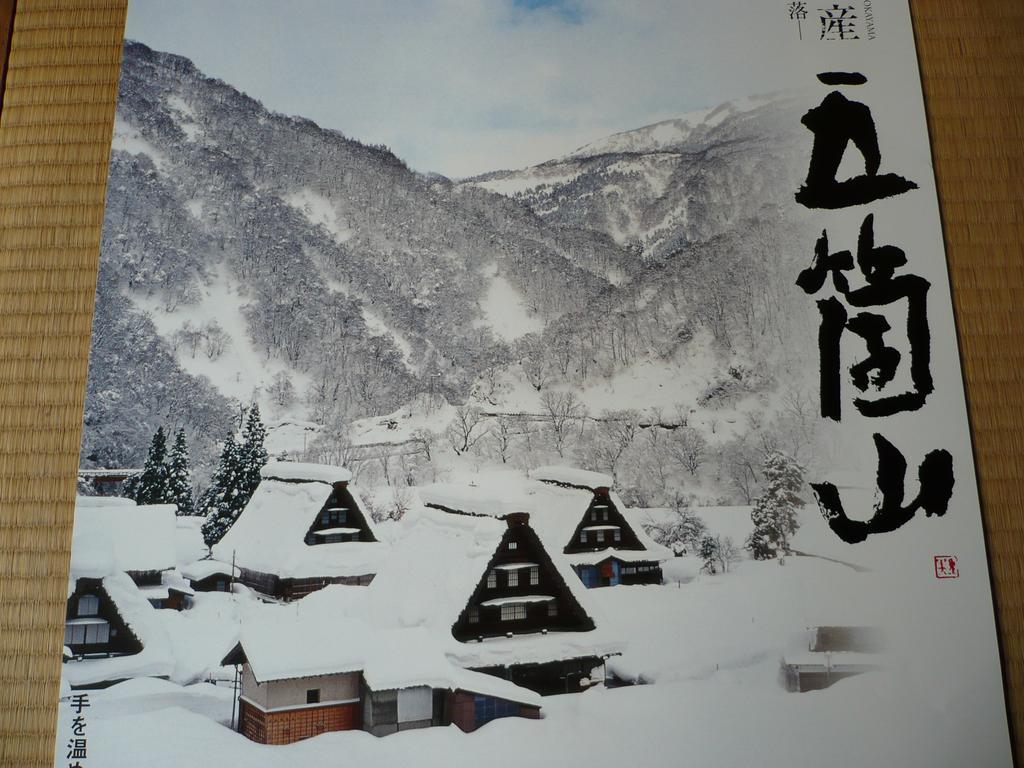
[818, 4, 859, 40]
[66, 693, 90, 767]
[797, 214, 933, 420]
[796, 72, 918, 209]
[810, 434, 954, 544]
[797, 71, 951, 543]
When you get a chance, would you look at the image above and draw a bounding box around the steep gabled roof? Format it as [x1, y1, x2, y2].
[71, 499, 177, 579]
[372, 492, 623, 668]
[62, 572, 174, 687]
[213, 461, 386, 579]
[532, 465, 614, 491]
[419, 472, 670, 568]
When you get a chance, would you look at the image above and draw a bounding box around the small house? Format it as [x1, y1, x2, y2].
[63, 503, 174, 688]
[181, 558, 239, 592]
[782, 625, 884, 692]
[76, 468, 141, 496]
[137, 569, 195, 610]
[222, 589, 540, 745]
[532, 466, 670, 587]
[376, 487, 623, 695]
[213, 461, 386, 600]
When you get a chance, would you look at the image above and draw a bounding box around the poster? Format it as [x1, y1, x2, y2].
[56, 2, 1012, 766]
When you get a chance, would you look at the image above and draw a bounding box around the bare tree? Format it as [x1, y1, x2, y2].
[489, 415, 516, 464]
[268, 371, 295, 409]
[540, 390, 584, 458]
[202, 319, 231, 360]
[667, 426, 708, 476]
[410, 427, 438, 462]
[446, 405, 488, 455]
[518, 334, 551, 392]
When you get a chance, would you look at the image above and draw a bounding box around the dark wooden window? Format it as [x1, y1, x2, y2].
[508, 541, 518, 550]
[468, 607, 480, 624]
[507, 569, 519, 587]
[547, 602, 557, 617]
[500, 603, 526, 621]
[529, 566, 539, 585]
[306, 689, 320, 704]
[486, 570, 497, 588]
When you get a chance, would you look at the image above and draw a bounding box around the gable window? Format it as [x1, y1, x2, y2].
[579, 531, 587, 544]
[468, 607, 480, 624]
[77, 594, 99, 617]
[602, 509, 609, 521]
[215, 579, 228, 591]
[613, 529, 621, 542]
[64, 619, 109, 646]
[487, 570, 497, 589]
[529, 566, 539, 586]
[508, 541, 518, 550]
[591, 510, 597, 521]
[306, 689, 321, 704]
[500, 603, 527, 621]
[507, 570, 519, 587]
[320, 507, 347, 526]
[596, 530, 605, 543]
[547, 602, 557, 617]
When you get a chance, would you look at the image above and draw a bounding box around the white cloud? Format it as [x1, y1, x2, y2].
[126, 0, 803, 177]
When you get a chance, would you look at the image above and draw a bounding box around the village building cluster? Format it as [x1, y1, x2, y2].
[63, 461, 672, 743]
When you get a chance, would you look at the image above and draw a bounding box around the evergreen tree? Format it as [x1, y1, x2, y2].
[745, 450, 805, 561]
[199, 434, 246, 546]
[130, 426, 171, 504]
[698, 535, 720, 574]
[239, 403, 269, 499]
[167, 428, 195, 516]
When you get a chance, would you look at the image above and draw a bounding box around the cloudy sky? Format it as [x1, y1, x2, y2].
[125, 0, 797, 177]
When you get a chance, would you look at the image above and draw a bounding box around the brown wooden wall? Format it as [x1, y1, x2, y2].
[239, 698, 360, 745]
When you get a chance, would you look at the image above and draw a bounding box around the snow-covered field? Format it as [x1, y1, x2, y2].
[57, 544, 1000, 768]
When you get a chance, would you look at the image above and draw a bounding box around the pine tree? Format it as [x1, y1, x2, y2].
[131, 426, 171, 505]
[200, 434, 246, 546]
[698, 535, 720, 574]
[239, 403, 269, 499]
[745, 450, 805, 561]
[167, 428, 195, 516]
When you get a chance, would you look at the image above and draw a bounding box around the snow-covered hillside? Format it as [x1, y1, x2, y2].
[86, 42, 818, 511]
[464, 94, 806, 256]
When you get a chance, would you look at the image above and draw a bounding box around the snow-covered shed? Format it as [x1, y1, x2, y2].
[213, 460, 386, 600]
[373, 493, 623, 695]
[64, 502, 175, 688]
[181, 558, 240, 592]
[221, 587, 540, 744]
[531, 466, 671, 587]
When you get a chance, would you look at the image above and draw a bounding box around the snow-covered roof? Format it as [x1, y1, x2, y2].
[70, 502, 177, 578]
[368, 505, 623, 669]
[212, 475, 385, 579]
[418, 484, 526, 518]
[180, 559, 240, 581]
[74, 495, 137, 507]
[260, 459, 352, 484]
[420, 475, 670, 568]
[63, 572, 174, 687]
[532, 466, 614, 490]
[233, 587, 541, 706]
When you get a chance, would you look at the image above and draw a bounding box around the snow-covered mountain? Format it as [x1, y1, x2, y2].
[84, 42, 812, 478]
[465, 94, 804, 258]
